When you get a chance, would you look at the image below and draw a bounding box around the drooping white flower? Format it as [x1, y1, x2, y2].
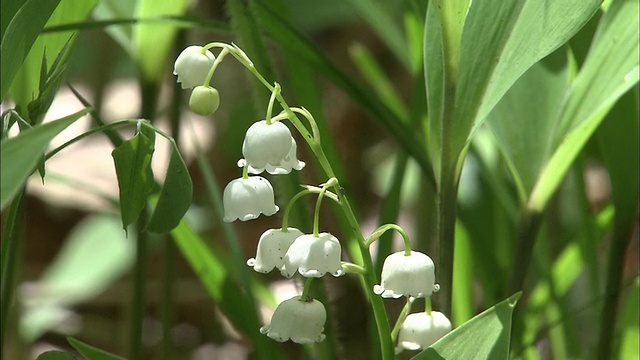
[173, 46, 216, 89]
[222, 176, 278, 222]
[247, 228, 304, 273]
[260, 296, 327, 344]
[248, 138, 305, 175]
[374, 250, 436, 298]
[397, 311, 452, 351]
[281, 233, 345, 278]
[243, 120, 304, 175]
[189, 86, 220, 116]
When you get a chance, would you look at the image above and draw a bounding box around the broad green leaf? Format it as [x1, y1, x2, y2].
[35, 351, 76, 360]
[68, 337, 126, 360]
[426, 0, 600, 174]
[133, 0, 189, 83]
[20, 215, 135, 342]
[529, 0, 639, 211]
[413, 292, 521, 360]
[0, 108, 89, 209]
[487, 49, 571, 203]
[146, 141, 192, 233]
[8, 0, 98, 107]
[0, 0, 61, 100]
[111, 132, 155, 230]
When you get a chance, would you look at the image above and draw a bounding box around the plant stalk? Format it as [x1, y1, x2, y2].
[596, 214, 636, 359]
[0, 189, 25, 360]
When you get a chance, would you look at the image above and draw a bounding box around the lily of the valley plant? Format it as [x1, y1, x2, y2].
[174, 42, 453, 353]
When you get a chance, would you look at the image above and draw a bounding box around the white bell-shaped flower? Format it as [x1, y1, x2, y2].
[397, 311, 452, 351]
[260, 296, 327, 344]
[243, 120, 302, 175]
[222, 176, 279, 222]
[173, 46, 216, 89]
[374, 250, 436, 298]
[281, 233, 345, 278]
[248, 138, 305, 175]
[247, 228, 304, 273]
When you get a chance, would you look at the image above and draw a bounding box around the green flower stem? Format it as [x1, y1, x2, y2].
[265, 83, 280, 124]
[312, 178, 338, 237]
[436, 169, 459, 318]
[341, 262, 366, 275]
[364, 223, 412, 255]
[203, 47, 229, 86]
[281, 187, 340, 231]
[391, 296, 414, 343]
[425, 297, 432, 315]
[45, 119, 142, 160]
[242, 164, 249, 179]
[215, 42, 395, 359]
[300, 277, 314, 300]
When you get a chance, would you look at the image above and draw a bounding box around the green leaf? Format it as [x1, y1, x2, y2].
[133, 0, 189, 82]
[529, 0, 639, 211]
[0, 108, 90, 209]
[426, 0, 600, 172]
[487, 49, 571, 203]
[35, 351, 76, 360]
[27, 36, 74, 126]
[68, 337, 126, 360]
[7, 0, 97, 107]
[413, 292, 521, 360]
[146, 141, 192, 233]
[111, 131, 155, 230]
[0, 0, 61, 100]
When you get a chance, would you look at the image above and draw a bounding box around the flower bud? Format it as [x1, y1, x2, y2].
[189, 86, 220, 116]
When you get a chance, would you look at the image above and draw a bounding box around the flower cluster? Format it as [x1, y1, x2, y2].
[175, 44, 342, 344]
[174, 43, 452, 350]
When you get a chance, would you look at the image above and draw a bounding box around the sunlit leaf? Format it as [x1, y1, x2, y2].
[7, 0, 98, 106]
[111, 131, 155, 230]
[68, 337, 126, 360]
[0, 0, 61, 100]
[146, 141, 192, 233]
[0, 108, 90, 209]
[487, 49, 571, 203]
[529, 0, 639, 211]
[413, 292, 521, 360]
